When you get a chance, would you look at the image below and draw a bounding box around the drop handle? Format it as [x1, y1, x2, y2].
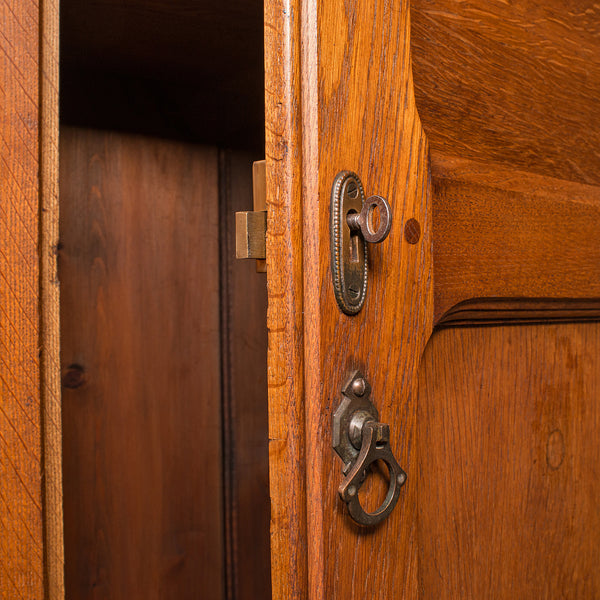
[333, 371, 407, 527]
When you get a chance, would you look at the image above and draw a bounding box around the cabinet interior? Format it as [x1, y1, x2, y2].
[59, 2, 270, 598]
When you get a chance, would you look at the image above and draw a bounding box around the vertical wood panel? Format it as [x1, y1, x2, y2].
[264, 0, 309, 597]
[418, 324, 600, 598]
[0, 0, 62, 597]
[40, 0, 64, 595]
[219, 151, 270, 600]
[314, 1, 432, 592]
[59, 128, 223, 599]
[265, 0, 433, 597]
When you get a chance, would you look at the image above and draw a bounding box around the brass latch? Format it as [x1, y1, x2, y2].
[333, 371, 406, 527]
[236, 160, 267, 272]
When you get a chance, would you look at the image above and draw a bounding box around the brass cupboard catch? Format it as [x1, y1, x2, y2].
[330, 171, 392, 315]
[236, 160, 267, 272]
[333, 371, 406, 527]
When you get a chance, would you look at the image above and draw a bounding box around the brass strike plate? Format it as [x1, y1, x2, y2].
[236, 211, 266, 259]
[235, 160, 267, 272]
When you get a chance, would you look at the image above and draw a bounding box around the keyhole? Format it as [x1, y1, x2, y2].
[348, 209, 360, 263]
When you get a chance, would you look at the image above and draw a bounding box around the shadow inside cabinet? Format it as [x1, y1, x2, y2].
[59, 2, 270, 599]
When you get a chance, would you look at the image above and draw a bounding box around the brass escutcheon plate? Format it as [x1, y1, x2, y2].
[330, 171, 368, 314]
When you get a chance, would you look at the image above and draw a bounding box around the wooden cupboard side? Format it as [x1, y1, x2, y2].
[0, 0, 63, 598]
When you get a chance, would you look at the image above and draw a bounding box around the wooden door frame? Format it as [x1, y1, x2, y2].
[265, 0, 600, 598]
[1, 0, 63, 598]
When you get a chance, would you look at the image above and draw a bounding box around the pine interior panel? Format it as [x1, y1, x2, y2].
[59, 128, 223, 599]
[418, 324, 600, 598]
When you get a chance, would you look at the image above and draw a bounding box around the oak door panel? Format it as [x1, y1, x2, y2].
[411, 0, 600, 186]
[264, 0, 432, 596]
[265, 0, 600, 598]
[418, 324, 600, 598]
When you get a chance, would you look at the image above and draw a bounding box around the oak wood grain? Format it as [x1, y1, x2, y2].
[264, 0, 309, 596]
[418, 324, 600, 598]
[0, 0, 62, 597]
[411, 0, 600, 186]
[315, 0, 433, 594]
[59, 128, 223, 600]
[267, 2, 600, 599]
[432, 155, 600, 324]
[266, 0, 433, 597]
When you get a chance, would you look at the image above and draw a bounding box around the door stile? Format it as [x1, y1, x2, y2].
[298, 1, 324, 599]
[265, 0, 309, 598]
[311, 1, 433, 596]
[266, 0, 434, 597]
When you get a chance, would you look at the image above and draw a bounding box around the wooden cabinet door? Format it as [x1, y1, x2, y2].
[264, 1, 600, 598]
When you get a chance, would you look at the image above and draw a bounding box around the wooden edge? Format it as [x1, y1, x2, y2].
[40, 0, 64, 597]
[264, 0, 309, 597]
[436, 298, 600, 328]
[299, 0, 321, 597]
[253, 160, 267, 272]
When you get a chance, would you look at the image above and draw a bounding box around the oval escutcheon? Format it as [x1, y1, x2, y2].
[330, 171, 368, 315]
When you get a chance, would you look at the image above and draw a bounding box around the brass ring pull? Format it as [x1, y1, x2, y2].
[333, 371, 407, 527]
[346, 195, 392, 243]
[339, 421, 406, 527]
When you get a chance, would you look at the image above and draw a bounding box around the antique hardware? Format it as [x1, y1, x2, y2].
[333, 370, 406, 527]
[330, 171, 392, 314]
[235, 160, 267, 272]
[346, 194, 392, 243]
[236, 211, 266, 258]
